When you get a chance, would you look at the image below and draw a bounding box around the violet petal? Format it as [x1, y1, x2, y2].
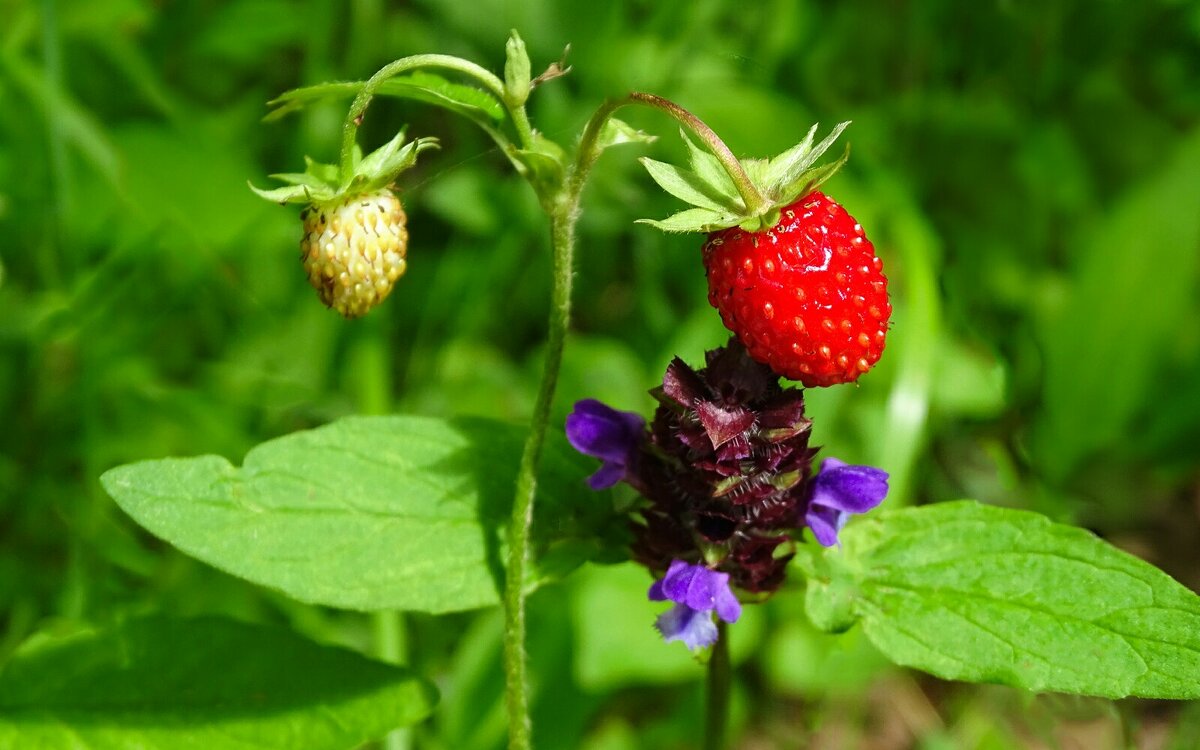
[654, 603, 718, 651]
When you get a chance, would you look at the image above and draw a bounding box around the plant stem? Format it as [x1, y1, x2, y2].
[338, 53, 531, 179]
[627, 92, 768, 216]
[501, 90, 647, 750]
[704, 622, 732, 750]
[372, 611, 411, 750]
[502, 201, 576, 750]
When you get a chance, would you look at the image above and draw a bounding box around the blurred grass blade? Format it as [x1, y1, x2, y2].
[1035, 128, 1200, 480]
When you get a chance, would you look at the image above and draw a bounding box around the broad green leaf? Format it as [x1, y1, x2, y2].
[101, 416, 611, 614]
[638, 158, 735, 212]
[800, 501, 1200, 699]
[0, 616, 436, 750]
[265, 74, 504, 123]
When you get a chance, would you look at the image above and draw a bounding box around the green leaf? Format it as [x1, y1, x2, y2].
[0, 616, 437, 749]
[635, 207, 739, 234]
[265, 74, 505, 124]
[638, 158, 735, 212]
[503, 29, 532, 106]
[101, 416, 609, 614]
[801, 501, 1200, 699]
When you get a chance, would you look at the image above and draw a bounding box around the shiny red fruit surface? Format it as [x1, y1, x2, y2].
[703, 191, 890, 387]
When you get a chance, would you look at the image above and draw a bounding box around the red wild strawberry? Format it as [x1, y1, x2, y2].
[702, 191, 889, 387]
[639, 120, 889, 386]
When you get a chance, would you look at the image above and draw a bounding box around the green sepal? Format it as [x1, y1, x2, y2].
[635, 207, 740, 234]
[595, 117, 656, 151]
[350, 132, 440, 193]
[781, 143, 850, 204]
[737, 207, 781, 234]
[763, 121, 849, 195]
[248, 181, 331, 205]
[252, 132, 436, 207]
[304, 155, 340, 185]
[640, 121, 853, 235]
[680, 130, 741, 205]
[639, 157, 738, 213]
[503, 29, 532, 106]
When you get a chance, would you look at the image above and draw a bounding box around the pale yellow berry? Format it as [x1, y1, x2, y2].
[300, 191, 409, 318]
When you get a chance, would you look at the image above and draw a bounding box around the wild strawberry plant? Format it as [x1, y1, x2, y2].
[5, 30, 1200, 750]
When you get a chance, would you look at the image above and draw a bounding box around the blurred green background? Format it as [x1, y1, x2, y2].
[3, 0, 1200, 747]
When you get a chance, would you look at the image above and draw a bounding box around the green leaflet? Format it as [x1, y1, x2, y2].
[0, 617, 436, 749]
[801, 500, 1200, 699]
[264, 73, 506, 123]
[101, 415, 613, 614]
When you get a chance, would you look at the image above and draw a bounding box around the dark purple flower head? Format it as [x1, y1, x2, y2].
[648, 560, 741, 650]
[805, 457, 889, 547]
[565, 399, 645, 489]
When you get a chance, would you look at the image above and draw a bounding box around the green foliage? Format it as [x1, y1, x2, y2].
[3, 0, 1200, 746]
[102, 416, 616, 613]
[0, 617, 436, 749]
[802, 501, 1200, 699]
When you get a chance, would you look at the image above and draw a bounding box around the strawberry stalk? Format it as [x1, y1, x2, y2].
[705, 622, 731, 750]
[336, 53, 534, 180]
[627, 93, 770, 218]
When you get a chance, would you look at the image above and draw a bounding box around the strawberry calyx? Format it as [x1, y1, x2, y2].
[638, 121, 849, 234]
[250, 130, 439, 206]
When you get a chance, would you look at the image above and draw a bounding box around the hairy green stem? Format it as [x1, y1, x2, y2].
[704, 622, 732, 750]
[502, 203, 576, 750]
[502, 93, 642, 749]
[337, 53, 531, 179]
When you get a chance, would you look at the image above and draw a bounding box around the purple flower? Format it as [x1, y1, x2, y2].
[806, 457, 889, 547]
[648, 560, 741, 651]
[565, 399, 645, 490]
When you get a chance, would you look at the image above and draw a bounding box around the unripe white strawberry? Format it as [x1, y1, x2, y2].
[252, 130, 437, 318]
[301, 191, 408, 318]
